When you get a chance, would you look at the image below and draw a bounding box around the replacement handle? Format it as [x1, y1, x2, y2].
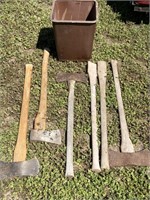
[88, 61, 101, 172]
[65, 80, 75, 178]
[14, 64, 33, 162]
[98, 61, 109, 170]
[34, 49, 49, 130]
[111, 60, 134, 153]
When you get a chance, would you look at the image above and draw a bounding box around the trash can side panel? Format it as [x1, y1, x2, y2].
[53, 23, 96, 61]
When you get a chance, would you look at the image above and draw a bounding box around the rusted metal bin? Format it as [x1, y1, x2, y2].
[51, 0, 97, 61]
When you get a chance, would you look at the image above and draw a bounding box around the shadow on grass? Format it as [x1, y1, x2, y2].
[107, 1, 149, 24]
[36, 27, 57, 58]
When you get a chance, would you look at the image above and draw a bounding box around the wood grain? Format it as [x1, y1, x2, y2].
[14, 64, 33, 162]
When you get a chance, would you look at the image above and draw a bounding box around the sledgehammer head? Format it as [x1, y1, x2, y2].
[0, 158, 40, 180]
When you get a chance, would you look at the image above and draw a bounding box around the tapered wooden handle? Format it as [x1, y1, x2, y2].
[111, 60, 134, 153]
[88, 61, 101, 172]
[34, 50, 49, 130]
[14, 64, 33, 162]
[98, 61, 109, 169]
[65, 80, 75, 178]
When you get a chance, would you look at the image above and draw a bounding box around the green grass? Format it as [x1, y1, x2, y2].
[0, 0, 149, 199]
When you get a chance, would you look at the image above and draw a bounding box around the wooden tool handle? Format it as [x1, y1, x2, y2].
[34, 49, 49, 130]
[65, 80, 75, 178]
[88, 61, 101, 172]
[14, 64, 33, 162]
[98, 61, 109, 170]
[111, 60, 134, 153]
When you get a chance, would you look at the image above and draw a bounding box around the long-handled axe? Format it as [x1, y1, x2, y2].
[109, 60, 150, 167]
[30, 49, 61, 144]
[56, 73, 87, 178]
[96, 60, 150, 169]
[111, 60, 134, 153]
[0, 64, 39, 180]
[88, 61, 101, 172]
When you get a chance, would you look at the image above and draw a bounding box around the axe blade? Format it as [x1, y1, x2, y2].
[0, 158, 40, 180]
[109, 150, 150, 168]
[30, 129, 62, 145]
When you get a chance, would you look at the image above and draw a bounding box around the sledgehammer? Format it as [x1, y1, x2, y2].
[0, 64, 39, 180]
[30, 49, 61, 144]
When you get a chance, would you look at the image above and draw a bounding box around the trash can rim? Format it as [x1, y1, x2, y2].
[51, 0, 98, 22]
[52, 19, 97, 23]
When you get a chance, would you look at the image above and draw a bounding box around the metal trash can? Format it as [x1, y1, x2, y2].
[51, 0, 97, 61]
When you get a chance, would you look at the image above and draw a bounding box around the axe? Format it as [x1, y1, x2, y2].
[30, 49, 61, 144]
[97, 60, 150, 169]
[56, 72, 87, 178]
[0, 64, 39, 180]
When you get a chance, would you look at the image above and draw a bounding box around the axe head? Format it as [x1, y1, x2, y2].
[109, 150, 150, 168]
[0, 158, 40, 180]
[30, 129, 62, 145]
[56, 72, 87, 83]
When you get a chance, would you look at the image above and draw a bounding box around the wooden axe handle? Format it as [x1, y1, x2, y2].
[65, 80, 75, 178]
[14, 64, 33, 162]
[88, 61, 101, 172]
[111, 60, 134, 153]
[34, 49, 49, 130]
[98, 61, 109, 170]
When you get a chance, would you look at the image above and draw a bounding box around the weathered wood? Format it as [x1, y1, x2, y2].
[111, 60, 134, 153]
[65, 80, 75, 178]
[88, 61, 101, 172]
[98, 61, 109, 170]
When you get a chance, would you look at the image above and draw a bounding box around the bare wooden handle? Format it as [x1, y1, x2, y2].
[65, 80, 75, 178]
[34, 49, 49, 130]
[98, 61, 109, 169]
[14, 64, 33, 162]
[88, 61, 101, 172]
[111, 60, 134, 153]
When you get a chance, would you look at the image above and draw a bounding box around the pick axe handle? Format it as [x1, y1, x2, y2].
[88, 61, 101, 172]
[14, 64, 33, 162]
[34, 50, 49, 130]
[111, 60, 134, 153]
[65, 80, 75, 178]
[98, 61, 109, 169]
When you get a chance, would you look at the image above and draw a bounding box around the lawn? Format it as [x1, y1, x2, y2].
[0, 0, 149, 199]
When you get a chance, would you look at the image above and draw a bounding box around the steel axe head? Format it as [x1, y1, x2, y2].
[30, 129, 62, 144]
[56, 72, 87, 83]
[0, 158, 40, 180]
[109, 150, 150, 168]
